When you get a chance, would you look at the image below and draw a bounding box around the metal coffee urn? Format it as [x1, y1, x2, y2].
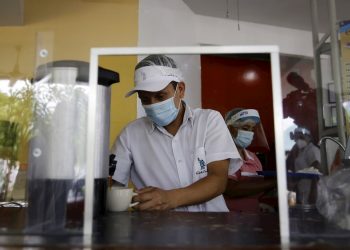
[26, 60, 119, 233]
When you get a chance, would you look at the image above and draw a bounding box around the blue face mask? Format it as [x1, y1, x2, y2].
[233, 129, 254, 148]
[142, 87, 180, 127]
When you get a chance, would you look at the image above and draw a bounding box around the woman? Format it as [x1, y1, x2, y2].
[224, 108, 276, 212]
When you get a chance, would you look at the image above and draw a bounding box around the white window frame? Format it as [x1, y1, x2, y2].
[85, 46, 289, 245]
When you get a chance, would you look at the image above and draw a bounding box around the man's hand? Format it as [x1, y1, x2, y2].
[132, 186, 177, 211]
[132, 159, 229, 211]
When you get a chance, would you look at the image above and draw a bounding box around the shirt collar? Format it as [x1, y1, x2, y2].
[148, 100, 194, 133]
[183, 101, 194, 127]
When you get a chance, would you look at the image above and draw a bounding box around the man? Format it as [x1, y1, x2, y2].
[286, 127, 321, 173]
[286, 127, 321, 206]
[110, 55, 242, 212]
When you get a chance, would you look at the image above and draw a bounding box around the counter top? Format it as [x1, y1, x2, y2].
[0, 207, 349, 249]
[95, 211, 280, 248]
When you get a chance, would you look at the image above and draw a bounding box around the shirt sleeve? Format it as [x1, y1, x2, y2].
[110, 127, 133, 185]
[204, 110, 242, 175]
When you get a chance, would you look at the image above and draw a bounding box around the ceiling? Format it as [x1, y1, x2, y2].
[0, 0, 23, 26]
[1, 0, 350, 33]
[183, 0, 350, 33]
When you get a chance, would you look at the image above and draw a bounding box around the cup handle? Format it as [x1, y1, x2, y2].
[129, 202, 139, 207]
[130, 192, 139, 207]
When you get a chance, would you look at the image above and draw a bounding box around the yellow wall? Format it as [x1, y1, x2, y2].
[0, 0, 138, 161]
[100, 55, 138, 147]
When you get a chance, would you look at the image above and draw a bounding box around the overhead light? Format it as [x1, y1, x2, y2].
[243, 70, 257, 82]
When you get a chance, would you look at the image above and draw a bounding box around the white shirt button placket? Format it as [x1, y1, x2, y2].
[172, 136, 190, 187]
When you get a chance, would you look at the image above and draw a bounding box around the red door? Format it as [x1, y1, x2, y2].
[201, 55, 276, 170]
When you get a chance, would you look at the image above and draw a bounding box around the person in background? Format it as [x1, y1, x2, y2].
[286, 127, 321, 206]
[283, 72, 319, 143]
[110, 55, 242, 212]
[286, 127, 321, 173]
[223, 108, 277, 212]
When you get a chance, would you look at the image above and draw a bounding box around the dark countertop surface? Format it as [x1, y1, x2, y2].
[1, 207, 350, 249]
[95, 211, 280, 248]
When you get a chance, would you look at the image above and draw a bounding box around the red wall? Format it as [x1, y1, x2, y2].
[201, 55, 276, 170]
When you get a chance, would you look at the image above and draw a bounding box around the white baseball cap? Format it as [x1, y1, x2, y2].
[125, 55, 184, 97]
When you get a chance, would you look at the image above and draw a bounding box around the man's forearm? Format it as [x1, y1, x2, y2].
[170, 173, 228, 208]
[169, 159, 229, 208]
[133, 160, 230, 211]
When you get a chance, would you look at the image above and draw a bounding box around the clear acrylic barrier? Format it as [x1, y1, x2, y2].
[26, 67, 87, 234]
[0, 32, 118, 236]
[24, 32, 88, 234]
[88, 46, 288, 240]
[90, 46, 350, 245]
[282, 50, 350, 244]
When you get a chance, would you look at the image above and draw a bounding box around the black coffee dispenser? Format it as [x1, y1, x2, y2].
[26, 60, 119, 233]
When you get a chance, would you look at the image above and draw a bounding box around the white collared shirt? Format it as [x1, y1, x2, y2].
[111, 103, 242, 212]
[294, 142, 320, 171]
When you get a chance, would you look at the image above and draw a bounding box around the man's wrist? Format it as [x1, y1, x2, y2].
[168, 188, 183, 209]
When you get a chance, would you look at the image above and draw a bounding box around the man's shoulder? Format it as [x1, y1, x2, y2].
[192, 107, 221, 119]
[191, 108, 224, 128]
[306, 142, 320, 152]
[122, 117, 150, 133]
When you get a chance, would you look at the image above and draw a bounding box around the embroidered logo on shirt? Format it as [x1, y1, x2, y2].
[196, 157, 207, 175]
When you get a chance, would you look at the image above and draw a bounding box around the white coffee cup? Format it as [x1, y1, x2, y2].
[106, 187, 138, 212]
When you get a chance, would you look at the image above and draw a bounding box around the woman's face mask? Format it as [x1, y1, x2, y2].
[142, 85, 181, 127]
[233, 129, 254, 148]
[296, 139, 308, 149]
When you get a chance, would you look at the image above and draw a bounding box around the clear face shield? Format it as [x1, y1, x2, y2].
[248, 121, 270, 152]
[226, 109, 270, 153]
